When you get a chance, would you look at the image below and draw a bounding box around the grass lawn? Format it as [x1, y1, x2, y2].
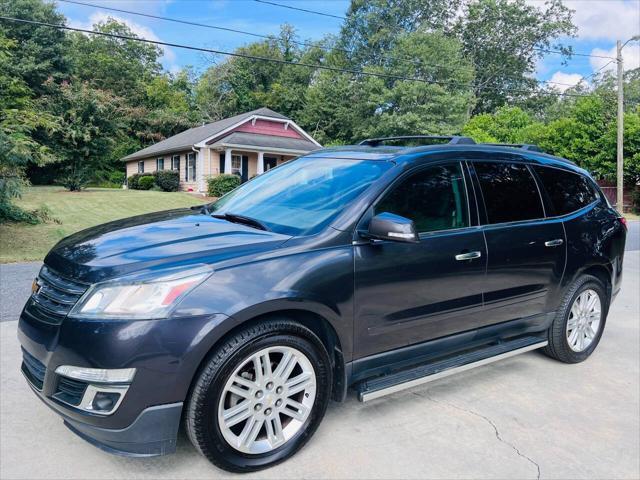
[0, 186, 204, 263]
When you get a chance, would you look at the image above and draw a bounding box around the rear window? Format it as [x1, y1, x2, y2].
[474, 162, 544, 224]
[533, 166, 598, 216]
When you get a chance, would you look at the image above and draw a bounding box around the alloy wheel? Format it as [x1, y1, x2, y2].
[217, 346, 317, 454]
[566, 289, 602, 352]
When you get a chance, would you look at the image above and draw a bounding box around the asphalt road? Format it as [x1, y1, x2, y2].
[0, 226, 639, 479]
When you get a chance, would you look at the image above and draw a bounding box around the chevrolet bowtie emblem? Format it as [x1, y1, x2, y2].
[31, 279, 40, 295]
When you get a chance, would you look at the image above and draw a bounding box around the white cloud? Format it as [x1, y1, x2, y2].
[590, 44, 640, 74]
[67, 12, 176, 65]
[564, 0, 640, 41]
[548, 71, 584, 92]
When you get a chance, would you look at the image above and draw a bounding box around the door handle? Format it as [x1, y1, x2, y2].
[455, 251, 482, 261]
[544, 239, 564, 247]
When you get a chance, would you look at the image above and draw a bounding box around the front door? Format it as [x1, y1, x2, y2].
[264, 156, 278, 171]
[470, 160, 566, 325]
[354, 162, 487, 359]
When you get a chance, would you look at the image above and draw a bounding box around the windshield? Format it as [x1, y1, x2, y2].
[209, 156, 391, 236]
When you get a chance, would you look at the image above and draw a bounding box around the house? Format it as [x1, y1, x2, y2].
[122, 108, 321, 193]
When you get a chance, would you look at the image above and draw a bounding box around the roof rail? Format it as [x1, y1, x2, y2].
[483, 143, 543, 152]
[359, 135, 476, 147]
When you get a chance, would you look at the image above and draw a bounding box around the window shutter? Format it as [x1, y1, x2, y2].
[219, 152, 225, 174]
[185, 154, 189, 181]
[241, 155, 249, 182]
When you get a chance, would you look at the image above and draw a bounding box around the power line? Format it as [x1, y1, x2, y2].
[252, 0, 617, 61]
[0, 16, 593, 99]
[253, 0, 346, 20]
[57, 0, 584, 90]
[58, 0, 330, 52]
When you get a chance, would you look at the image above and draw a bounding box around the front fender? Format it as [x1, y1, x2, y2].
[172, 245, 355, 369]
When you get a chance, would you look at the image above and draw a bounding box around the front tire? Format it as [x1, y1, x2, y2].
[543, 274, 609, 363]
[185, 319, 332, 472]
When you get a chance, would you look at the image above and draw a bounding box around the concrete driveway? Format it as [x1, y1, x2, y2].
[1, 230, 638, 479]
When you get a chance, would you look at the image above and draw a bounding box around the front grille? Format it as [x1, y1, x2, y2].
[25, 266, 89, 325]
[54, 377, 88, 406]
[21, 348, 46, 390]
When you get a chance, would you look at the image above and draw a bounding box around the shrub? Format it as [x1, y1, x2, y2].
[208, 174, 240, 197]
[154, 170, 180, 192]
[127, 173, 152, 190]
[138, 175, 155, 190]
[108, 171, 126, 186]
[127, 173, 140, 189]
[57, 170, 89, 191]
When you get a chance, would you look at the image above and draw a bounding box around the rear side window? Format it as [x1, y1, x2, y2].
[375, 163, 469, 233]
[532, 166, 597, 215]
[474, 162, 544, 224]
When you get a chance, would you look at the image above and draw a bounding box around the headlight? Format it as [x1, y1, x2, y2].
[69, 266, 212, 319]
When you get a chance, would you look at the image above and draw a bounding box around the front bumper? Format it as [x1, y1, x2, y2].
[26, 375, 182, 456]
[18, 296, 231, 456]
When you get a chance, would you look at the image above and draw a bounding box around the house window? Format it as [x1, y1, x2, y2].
[231, 154, 242, 175]
[156, 158, 164, 170]
[137, 161, 144, 173]
[171, 155, 180, 171]
[187, 152, 196, 182]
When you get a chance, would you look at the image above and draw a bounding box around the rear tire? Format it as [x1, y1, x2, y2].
[543, 274, 609, 363]
[185, 319, 332, 472]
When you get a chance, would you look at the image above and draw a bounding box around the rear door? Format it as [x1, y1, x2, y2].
[354, 161, 487, 358]
[470, 159, 566, 325]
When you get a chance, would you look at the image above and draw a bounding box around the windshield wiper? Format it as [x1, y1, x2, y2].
[212, 212, 269, 231]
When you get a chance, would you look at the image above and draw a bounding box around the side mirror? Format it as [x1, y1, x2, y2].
[366, 212, 419, 243]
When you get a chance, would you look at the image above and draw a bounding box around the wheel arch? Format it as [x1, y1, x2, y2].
[578, 263, 613, 302]
[186, 307, 349, 405]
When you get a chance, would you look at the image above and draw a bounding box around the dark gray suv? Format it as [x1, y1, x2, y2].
[18, 136, 626, 472]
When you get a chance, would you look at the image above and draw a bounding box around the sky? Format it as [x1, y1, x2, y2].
[58, 0, 640, 93]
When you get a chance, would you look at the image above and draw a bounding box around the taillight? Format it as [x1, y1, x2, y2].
[619, 216, 628, 229]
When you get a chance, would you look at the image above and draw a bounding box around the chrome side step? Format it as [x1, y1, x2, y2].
[358, 336, 548, 402]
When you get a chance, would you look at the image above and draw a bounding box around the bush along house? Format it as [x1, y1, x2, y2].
[122, 108, 321, 193]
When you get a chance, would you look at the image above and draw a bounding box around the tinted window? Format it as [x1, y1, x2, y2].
[533, 166, 597, 215]
[474, 162, 544, 224]
[375, 163, 468, 233]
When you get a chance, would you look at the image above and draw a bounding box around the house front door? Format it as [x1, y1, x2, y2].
[264, 156, 278, 171]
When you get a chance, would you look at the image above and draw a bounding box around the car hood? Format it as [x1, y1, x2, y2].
[44, 208, 291, 283]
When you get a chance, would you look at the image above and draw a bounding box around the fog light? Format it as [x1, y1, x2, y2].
[92, 391, 121, 412]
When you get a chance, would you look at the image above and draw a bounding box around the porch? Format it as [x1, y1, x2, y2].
[194, 146, 308, 193]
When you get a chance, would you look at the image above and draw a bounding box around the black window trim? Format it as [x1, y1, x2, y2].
[366, 160, 475, 238]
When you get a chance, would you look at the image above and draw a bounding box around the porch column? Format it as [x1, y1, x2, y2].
[225, 148, 233, 174]
[257, 151, 264, 175]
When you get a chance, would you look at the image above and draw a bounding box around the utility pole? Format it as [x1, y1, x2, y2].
[616, 36, 640, 212]
[616, 40, 624, 212]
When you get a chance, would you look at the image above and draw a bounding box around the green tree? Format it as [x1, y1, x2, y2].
[195, 25, 322, 122]
[0, 0, 69, 93]
[0, 31, 57, 222]
[67, 18, 162, 102]
[463, 106, 536, 143]
[457, 0, 575, 114]
[302, 32, 474, 144]
[358, 32, 475, 138]
[339, 0, 459, 66]
[336, 0, 575, 116]
[41, 81, 125, 190]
